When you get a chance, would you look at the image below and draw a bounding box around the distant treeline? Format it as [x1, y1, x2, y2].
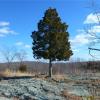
[0, 61, 100, 74]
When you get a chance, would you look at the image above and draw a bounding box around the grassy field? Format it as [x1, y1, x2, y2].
[0, 61, 100, 100]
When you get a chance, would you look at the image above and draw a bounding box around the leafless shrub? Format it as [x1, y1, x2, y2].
[18, 64, 27, 72]
[16, 49, 27, 66]
[0, 46, 17, 69]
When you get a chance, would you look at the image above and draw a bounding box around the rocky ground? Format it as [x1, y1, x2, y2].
[0, 73, 100, 100]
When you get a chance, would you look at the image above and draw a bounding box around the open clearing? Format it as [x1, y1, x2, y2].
[0, 72, 100, 100]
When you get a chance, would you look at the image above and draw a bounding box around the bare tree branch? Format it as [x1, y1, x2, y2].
[0, 46, 17, 68]
[89, 47, 100, 51]
[85, 0, 100, 58]
[16, 49, 27, 66]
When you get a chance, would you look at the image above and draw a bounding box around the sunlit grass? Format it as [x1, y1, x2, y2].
[0, 69, 34, 77]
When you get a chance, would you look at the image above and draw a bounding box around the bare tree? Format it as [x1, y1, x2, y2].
[0, 46, 17, 69]
[84, 1, 100, 98]
[84, 0, 100, 58]
[16, 49, 27, 66]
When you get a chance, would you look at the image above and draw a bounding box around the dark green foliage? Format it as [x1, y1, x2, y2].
[31, 8, 73, 77]
[31, 8, 73, 61]
[19, 64, 27, 72]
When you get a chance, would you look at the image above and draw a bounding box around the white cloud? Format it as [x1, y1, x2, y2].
[15, 42, 23, 46]
[0, 21, 10, 26]
[15, 41, 31, 49]
[84, 13, 100, 24]
[70, 33, 90, 45]
[24, 45, 31, 48]
[72, 49, 79, 52]
[90, 25, 100, 33]
[0, 27, 17, 36]
[0, 21, 18, 37]
[83, 25, 100, 38]
[71, 25, 100, 46]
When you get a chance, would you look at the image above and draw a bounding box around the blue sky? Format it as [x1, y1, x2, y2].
[0, 0, 100, 62]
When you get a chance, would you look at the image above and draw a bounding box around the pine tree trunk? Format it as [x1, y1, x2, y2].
[49, 59, 52, 77]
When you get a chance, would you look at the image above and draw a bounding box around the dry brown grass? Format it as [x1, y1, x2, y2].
[51, 74, 74, 83]
[52, 74, 67, 80]
[61, 90, 100, 100]
[0, 69, 34, 77]
[74, 79, 100, 85]
[61, 90, 83, 100]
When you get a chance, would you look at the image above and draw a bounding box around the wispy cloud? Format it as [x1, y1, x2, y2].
[0, 21, 10, 26]
[70, 33, 91, 46]
[71, 12, 100, 58]
[71, 25, 100, 46]
[0, 21, 18, 37]
[0, 27, 17, 36]
[72, 49, 79, 52]
[15, 42, 23, 46]
[24, 44, 31, 48]
[15, 41, 31, 49]
[89, 25, 100, 33]
[84, 13, 100, 24]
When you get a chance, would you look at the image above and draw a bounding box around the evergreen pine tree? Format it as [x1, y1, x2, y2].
[31, 8, 73, 77]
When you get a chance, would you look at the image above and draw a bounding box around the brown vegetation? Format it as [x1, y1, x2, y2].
[0, 69, 34, 77]
[61, 90, 83, 100]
